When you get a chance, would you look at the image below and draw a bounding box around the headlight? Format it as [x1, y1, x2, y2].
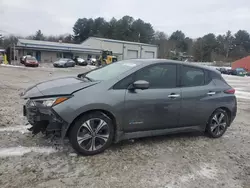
[29, 97, 70, 107]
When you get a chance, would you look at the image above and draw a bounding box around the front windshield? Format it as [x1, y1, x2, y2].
[86, 61, 140, 81]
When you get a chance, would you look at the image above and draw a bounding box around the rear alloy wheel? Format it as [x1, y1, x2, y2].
[69, 112, 114, 155]
[206, 109, 229, 138]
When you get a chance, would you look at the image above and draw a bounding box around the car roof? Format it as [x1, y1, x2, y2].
[119, 59, 219, 73]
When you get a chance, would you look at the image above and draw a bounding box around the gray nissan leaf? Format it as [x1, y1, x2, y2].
[21, 59, 237, 155]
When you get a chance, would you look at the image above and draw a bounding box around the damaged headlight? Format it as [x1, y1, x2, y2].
[29, 97, 70, 107]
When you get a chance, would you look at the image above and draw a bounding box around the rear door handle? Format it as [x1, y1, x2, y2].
[168, 94, 180, 98]
[207, 91, 216, 95]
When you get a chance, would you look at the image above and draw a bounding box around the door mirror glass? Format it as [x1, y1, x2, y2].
[132, 80, 149, 90]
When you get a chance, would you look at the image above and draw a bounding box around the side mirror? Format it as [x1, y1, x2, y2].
[131, 80, 149, 90]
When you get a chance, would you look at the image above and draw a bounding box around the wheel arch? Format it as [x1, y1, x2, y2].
[65, 109, 118, 139]
[208, 107, 232, 125]
[219, 107, 232, 123]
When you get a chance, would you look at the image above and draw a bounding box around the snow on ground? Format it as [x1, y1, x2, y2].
[0, 125, 31, 134]
[223, 74, 250, 100]
[0, 146, 57, 158]
[0, 67, 249, 188]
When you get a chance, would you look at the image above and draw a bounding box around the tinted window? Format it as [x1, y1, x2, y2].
[135, 64, 177, 88]
[181, 66, 205, 87]
[113, 74, 134, 89]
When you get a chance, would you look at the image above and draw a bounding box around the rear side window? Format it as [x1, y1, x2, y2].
[209, 70, 228, 85]
[181, 66, 205, 87]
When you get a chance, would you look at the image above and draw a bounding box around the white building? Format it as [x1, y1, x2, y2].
[81, 37, 158, 60]
[15, 37, 158, 63]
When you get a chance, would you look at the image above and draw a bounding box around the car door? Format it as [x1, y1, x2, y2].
[122, 63, 181, 132]
[179, 65, 216, 127]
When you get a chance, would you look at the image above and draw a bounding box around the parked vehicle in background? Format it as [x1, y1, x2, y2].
[234, 68, 247, 76]
[87, 58, 97, 65]
[21, 59, 237, 155]
[22, 56, 39, 67]
[227, 69, 234, 75]
[73, 57, 87, 66]
[20, 55, 31, 64]
[53, 58, 75, 68]
[218, 67, 228, 74]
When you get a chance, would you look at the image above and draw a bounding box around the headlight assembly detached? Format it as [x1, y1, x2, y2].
[29, 97, 70, 107]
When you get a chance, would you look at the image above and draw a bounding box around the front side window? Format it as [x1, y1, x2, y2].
[181, 66, 205, 87]
[135, 64, 177, 88]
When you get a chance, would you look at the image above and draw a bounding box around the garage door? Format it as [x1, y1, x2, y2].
[144, 51, 155, 58]
[127, 50, 138, 59]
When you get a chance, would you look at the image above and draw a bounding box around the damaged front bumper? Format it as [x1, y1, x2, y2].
[23, 100, 68, 137]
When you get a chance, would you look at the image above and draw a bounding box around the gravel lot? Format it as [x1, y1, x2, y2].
[0, 65, 249, 188]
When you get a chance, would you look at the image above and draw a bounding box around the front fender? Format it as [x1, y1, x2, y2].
[54, 102, 123, 138]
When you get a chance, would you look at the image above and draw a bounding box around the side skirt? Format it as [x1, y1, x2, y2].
[115, 126, 204, 142]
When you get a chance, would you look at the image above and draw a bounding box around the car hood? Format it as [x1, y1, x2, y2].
[21, 77, 99, 99]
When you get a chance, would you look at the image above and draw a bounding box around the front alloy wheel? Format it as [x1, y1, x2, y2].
[77, 119, 110, 151]
[207, 109, 229, 138]
[69, 112, 114, 155]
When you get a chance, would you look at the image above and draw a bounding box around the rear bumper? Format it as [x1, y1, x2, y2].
[23, 101, 68, 136]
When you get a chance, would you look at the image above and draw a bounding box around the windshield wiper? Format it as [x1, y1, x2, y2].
[84, 76, 93, 81]
[77, 74, 93, 82]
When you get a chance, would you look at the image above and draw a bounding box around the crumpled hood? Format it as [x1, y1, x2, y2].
[21, 77, 99, 99]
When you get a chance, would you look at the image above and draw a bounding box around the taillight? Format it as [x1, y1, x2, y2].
[224, 88, 235, 94]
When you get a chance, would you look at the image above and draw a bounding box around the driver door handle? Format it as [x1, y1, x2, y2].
[207, 91, 216, 95]
[168, 94, 180, 99]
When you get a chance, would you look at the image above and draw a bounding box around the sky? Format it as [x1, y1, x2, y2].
[0, 0, 250, 38]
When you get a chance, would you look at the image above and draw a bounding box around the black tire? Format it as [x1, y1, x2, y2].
[206, 109, 229, 138]
[69, 112, 114, 155]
